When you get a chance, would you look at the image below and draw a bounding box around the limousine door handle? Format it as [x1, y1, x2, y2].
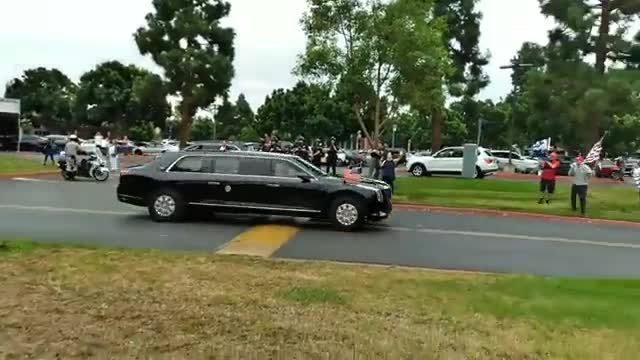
[266, 183, 280, 188]
[208, 181, 221, 185]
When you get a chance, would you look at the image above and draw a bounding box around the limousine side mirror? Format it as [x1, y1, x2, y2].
[297, 174, 312, 183]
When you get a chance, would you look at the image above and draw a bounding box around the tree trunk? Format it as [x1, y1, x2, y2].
[431, 109, 443, 153]
[178, 100, 193, 149]
[595, 0, 611, 75]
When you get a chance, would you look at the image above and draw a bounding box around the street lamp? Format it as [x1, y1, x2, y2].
[476, 118, 485, 145]
[499, 61, 538, 172]
[392, 124, 398, 148]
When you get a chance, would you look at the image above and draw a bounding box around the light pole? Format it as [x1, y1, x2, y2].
[476, 118, 485, 145]
[392, 124, 398, 148]
[499, 61, 537, 172]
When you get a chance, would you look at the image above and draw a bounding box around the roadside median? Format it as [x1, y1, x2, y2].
[1, 239, 639, 359]
[394, 177, 639, 224]
[0, 154, 58, 178]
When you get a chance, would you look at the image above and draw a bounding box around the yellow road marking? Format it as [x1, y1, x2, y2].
[217, 225, 300, 257]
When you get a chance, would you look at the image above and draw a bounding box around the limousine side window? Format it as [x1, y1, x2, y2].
[273, 160, 306, 178]
[238, 158, 271, 176]
[211, 156, 240, 174]
[170, 156, 204, 172]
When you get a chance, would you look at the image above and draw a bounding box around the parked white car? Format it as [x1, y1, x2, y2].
[490, 150, 540, 173]
[406, 146, 498, 179]
[133, 141, 179, 155]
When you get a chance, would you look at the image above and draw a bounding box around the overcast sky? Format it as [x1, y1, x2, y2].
[0, 0, 554, 110]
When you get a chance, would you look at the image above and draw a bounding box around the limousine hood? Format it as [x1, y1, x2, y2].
[319, 174, 390, 190]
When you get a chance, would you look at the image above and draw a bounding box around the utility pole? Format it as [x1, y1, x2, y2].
[499, 60, 538, 172]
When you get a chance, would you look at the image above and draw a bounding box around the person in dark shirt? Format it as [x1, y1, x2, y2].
[312, 140, 324, 167]
[380, 152, 397, 192]
[326, 137, 338, 176]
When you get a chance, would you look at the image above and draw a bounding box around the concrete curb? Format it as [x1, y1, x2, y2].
[394, 202, 640, 228]
[0, 170, 59, 179]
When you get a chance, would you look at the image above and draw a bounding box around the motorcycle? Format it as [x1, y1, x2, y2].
[57, 151, 110, 182]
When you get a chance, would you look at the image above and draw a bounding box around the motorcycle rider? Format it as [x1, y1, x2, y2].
[64, 135, 81, 172]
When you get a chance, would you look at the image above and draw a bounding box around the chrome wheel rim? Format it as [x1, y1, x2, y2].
[336, 203, 358, 226]
[412, 166, 423, 176]
[154, 195, 176, 217]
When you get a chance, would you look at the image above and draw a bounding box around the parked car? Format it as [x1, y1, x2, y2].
[117, 151, 392, 231]
[6, 134, 47, 152]
[132, 141, 179, 155]
[184, 142, 241, 152]
[44, 135, 68, 149]
[490, 150, 540, 173]
[406, 146, 498, 179]
[595, 159, 623, 180]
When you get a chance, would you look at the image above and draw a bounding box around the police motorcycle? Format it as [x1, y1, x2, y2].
[58, 146, 110, 182]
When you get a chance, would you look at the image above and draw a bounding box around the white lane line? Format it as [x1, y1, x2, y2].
[385, 226, 640, 250]
[0, 204, 139, 216]
[0, 204, 637, 250]
[11, 177, 61, 184]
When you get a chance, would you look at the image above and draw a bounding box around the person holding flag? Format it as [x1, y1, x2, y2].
[568, 156, 593, 215]
[538, 152, 561, 204]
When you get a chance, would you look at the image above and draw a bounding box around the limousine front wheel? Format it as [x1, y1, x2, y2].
[330, 196, 365, 231]
[148, 189, 186, 222]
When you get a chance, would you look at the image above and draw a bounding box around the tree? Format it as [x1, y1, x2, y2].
[74, 61, 170, 131]
[135, 0, 236, 148]
[431, 0, 490, 151]
[297, 0, 449, 148]
[539, 0, 640, 144]
[189, 116, 214, 141]
[254, 82, 354, 141]
[214, 94, 255, 140]
[4, 67, 76, 131]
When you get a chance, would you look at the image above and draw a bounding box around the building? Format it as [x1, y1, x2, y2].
[0, 98, 20, 151]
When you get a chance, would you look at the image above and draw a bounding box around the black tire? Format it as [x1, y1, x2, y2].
[134, 149, 143, 156]
[329, 195, 366, 231]
[410, 164, 426, 177]
[474, 166, 485, 179]
[92, 168, 110, 182]
[148, 188, 186, 222]
[62, 171, 75, 181]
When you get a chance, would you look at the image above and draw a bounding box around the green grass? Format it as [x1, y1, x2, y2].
[394, 177, 640, 222]
[0, 154, 55, 174]
[3, 240, 640, 358]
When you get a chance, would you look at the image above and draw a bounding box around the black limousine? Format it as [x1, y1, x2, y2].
[117, 151, 392, 231]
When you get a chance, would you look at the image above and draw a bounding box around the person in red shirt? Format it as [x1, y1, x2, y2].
[538, 152, 561, 204]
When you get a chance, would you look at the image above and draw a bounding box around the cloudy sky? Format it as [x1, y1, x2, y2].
[0, 0, 554, 110]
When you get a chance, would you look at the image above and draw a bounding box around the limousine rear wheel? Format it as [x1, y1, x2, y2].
[329, 196, 365, 231]
[148, 189, 186, 222]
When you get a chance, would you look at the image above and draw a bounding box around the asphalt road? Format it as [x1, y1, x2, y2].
[2, 175, 640, 277]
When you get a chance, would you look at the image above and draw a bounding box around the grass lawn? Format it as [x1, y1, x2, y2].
[2, 240, 640, 359]
[0, 154, 55, 174]
[394, 177, 640, 222]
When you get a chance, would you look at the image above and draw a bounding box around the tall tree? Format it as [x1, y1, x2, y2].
[539, 0, 640, 143]
[74, 61, 169, 131]
[297, 0, 449, 148]
[431, 0, 489, 151]
[135, 0, 235, 147]
[215, 94, 255, 140]
[4, 67, 76, 130]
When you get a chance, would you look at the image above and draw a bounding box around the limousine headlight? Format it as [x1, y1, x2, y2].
[376, 189, 383, 202]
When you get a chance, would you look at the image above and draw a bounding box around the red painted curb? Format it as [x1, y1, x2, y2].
[394, 202, 640, 228]
[0, 170, 59, 179]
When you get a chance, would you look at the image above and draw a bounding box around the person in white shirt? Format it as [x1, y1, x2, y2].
[633, 162, 640, 202]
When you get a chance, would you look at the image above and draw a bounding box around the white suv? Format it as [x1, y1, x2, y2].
[406, 146, 498, 179]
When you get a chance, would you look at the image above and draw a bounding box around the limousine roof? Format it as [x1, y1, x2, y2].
[169, 150, 298, 159]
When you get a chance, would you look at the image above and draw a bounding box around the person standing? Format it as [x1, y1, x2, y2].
[326, 137, 338, 176]
[568, 156, 593, 215]
[42, 138, 56, 166]
[633, 162, 640, 202]
[538, 152, 560, 204]
[312, 140, 324, 167]
[369, 147, 381, 179]
[380, 152, 397, 193]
